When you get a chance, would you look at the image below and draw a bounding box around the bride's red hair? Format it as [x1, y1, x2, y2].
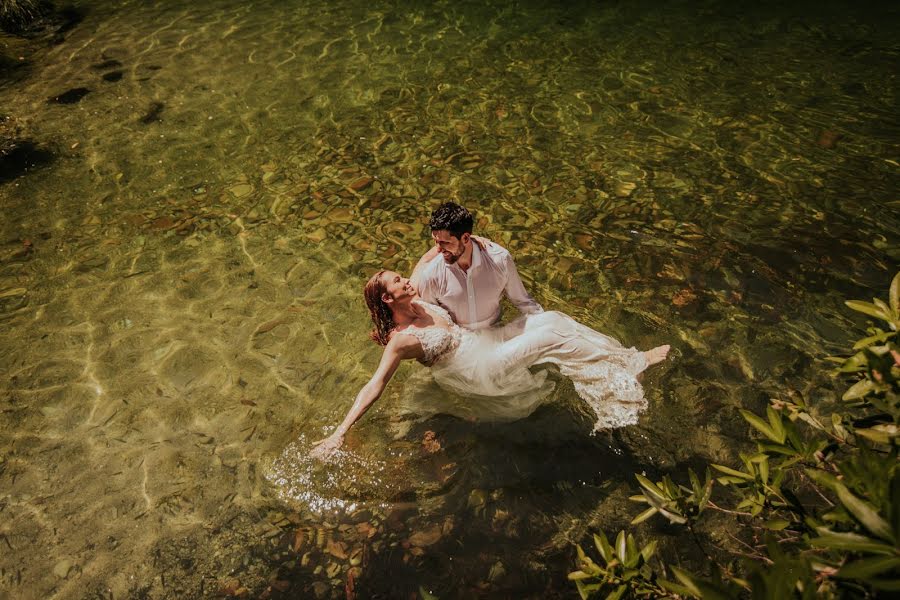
[364, 271, 395, 346]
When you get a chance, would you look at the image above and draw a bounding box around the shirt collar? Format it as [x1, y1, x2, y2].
[449, 239, 481, 273]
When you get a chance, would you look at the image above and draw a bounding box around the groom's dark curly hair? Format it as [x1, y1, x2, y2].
[429, 202, 473, 239]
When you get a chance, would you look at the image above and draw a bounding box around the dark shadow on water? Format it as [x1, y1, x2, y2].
[0, 141, 54, 183]
[46, 86, 90, 103]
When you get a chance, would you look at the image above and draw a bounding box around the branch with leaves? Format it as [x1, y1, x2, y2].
[572, 273, 900, 599]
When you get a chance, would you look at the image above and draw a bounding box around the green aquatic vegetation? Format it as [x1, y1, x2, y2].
[0, 0, 50, 33]
[572, 273, 900, 599]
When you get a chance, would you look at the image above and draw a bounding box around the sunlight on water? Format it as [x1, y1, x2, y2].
[266, 433, 391, 514]
[0, 0, 897, 597]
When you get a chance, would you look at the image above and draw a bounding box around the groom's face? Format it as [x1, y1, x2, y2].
[432, 230, 469, 264]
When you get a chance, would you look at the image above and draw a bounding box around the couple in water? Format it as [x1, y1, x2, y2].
[310, 203, 670, 459]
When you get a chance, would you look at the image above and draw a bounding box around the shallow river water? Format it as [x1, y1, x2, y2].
[1, 0, 898, 598]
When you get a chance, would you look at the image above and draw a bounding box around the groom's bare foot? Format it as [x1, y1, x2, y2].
[645, 345, 670, 366]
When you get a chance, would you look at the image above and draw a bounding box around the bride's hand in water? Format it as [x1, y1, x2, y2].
[310, 434, 344, 460]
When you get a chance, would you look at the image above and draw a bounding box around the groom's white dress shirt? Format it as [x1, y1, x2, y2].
[416, 241, 543, 330]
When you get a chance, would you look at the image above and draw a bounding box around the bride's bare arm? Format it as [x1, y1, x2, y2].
[310, 333, 424, 459]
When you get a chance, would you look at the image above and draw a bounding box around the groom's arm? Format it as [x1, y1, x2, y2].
[502, 252, 543, 315]
[409, 245, 441, 290]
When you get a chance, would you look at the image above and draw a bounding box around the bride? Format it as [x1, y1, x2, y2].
[310, 270, 670, 460]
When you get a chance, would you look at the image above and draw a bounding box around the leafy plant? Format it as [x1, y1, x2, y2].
[572, 273, 900, 598]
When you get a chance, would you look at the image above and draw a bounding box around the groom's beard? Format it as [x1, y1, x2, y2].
[442, 246, 464, 264]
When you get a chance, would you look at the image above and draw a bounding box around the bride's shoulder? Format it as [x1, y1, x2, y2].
[386, 328, 425, 356]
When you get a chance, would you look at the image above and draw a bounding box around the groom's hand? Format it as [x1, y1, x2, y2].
[472, 235, 491, 252]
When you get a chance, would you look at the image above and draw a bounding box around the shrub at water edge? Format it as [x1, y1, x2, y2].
[572, 273, 899, 599]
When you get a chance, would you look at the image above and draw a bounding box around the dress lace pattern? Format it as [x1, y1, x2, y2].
[394, 301, 461, 366]
[397, 302, 651, 431]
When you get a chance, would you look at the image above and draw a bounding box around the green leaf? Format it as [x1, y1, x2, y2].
[624, 534, 639, 568]
[758, 456, 769, 484]
[835, 484, 895, 542]
[837, 556, 900, 579]
[615, 530, 627, 563]
[630, 506, 658, 525]
[810, 529, 898, 555]
[658, 579, 695, 596]
[689, 468, 701, 494]
[767, 406, 786, 442]
[843, 379, 875, 401]
[567, 570, 594, 581]
[635, 474, 668, 503]
[662, 475, 680, 498]
[840, 351, 869, 373]
[669, 566, 737, 599]
[659, 508, 688, 525]
[757, 441, 799, 456]
[640, 540, 658, 563]
[805, 468, 840, 491]
[593, 533, 613, 564]
[741, 409, 782, 442]
[846, 300, 890, 321]
[605, 584, 626, 600]
[890, 272, 899, 315]
[670, 566, 701, 596]
[716, 476, 749, 485]
[856, 425, 900, 444]
[853, 330, 896, 350]
[711, 463, 753, 480]
[575, 580, 600, 600]
[764, 519, 791, 530]
[874, 298, 893, 318]
[698, 478, 713, 512]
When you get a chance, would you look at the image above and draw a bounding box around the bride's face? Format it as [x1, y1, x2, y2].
[381, 271, 416, 304]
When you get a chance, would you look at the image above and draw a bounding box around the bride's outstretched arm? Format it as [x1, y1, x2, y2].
[310, 334, 424, 460]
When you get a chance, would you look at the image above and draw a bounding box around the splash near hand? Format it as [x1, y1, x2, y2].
[309, 434, 344, 461]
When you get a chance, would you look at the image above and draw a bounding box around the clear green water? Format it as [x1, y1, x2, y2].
[0, 0, 897, 597]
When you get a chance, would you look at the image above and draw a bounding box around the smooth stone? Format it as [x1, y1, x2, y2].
[349, 176, 374, 191]
[229, 184, 253, 198]
[408, 523, 442, 547]
[53, 559, 73, 579]
[614, 181, 636, 197]
[307, 228, 327, 243]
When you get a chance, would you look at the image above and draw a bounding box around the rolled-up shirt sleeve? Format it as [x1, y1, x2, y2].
[502, 253, 543, 315]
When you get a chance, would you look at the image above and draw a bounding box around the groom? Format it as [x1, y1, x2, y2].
[410, 202, 543, 330]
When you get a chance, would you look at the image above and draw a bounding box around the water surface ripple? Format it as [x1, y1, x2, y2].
[0, 0, 897, 597]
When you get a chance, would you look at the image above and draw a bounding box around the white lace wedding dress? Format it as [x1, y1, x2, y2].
[396, 300, 649, 431]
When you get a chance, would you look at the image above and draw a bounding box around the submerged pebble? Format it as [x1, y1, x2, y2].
[52, 559, 73, 579]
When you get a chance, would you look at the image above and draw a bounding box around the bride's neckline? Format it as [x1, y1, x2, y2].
[394, 300, 452, 334]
